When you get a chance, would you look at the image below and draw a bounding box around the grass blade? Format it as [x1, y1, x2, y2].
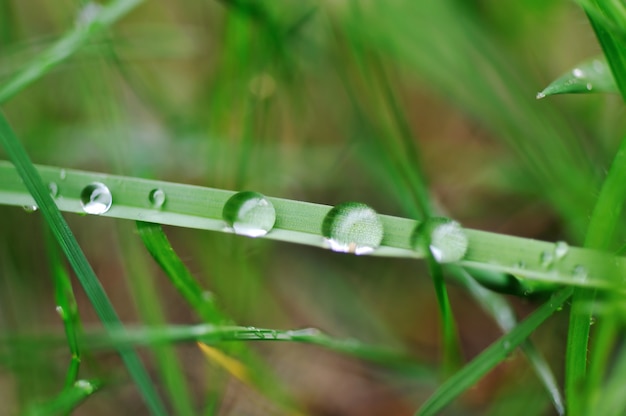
[0, 114, 166, 415]
[537, 56, 617, 98]
[25, 379, 101, 416]
[416, 288, 573, 416]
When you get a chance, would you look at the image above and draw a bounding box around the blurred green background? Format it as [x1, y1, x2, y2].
[0, 0, 622, 414]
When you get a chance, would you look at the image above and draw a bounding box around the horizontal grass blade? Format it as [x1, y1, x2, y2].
[0, 161, 623, 292]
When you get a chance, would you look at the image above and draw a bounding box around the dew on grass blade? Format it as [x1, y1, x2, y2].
[411, 217, 468, 263]
[573, 265, 588, 283]
[222, 191, 276, 237]
[59, 169, 67, 180]
[321, 202, 384, 255]
[554, 241, 569, 261]
[22, 205, 38, 213]
[540, 250, 554, 268]
[48, 182, 59, 198]
[80, 182, 112, 215]
[148, 188, 166, 209]
[74, 379, 95, 394]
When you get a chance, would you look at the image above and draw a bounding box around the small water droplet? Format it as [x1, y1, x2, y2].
[60, 169, 67, 180]
[76, 2, 101, 27]
[573, 265, 588, 282]
[148, 188, 166, 209]
[271, 330, 278, 339]
[503, 340, 511, 351]
[590, 316, 596, 326]
[222, 191, 276, 237]
[586, 83, 593, 91]
[48, 182, 59, 198]
[573, 68, 584, 78]
[554, 241, 569, 261]
[22, 204, 38, 213]
[74, 379, 95, 394]
[80, 182, 112, 215]
[321, 202, 384, 255]
[536, 91, 546, 100]
[411, 217, 468, 263]
[55, 305, 65, 319]
[201, 291, 214, 302]
[540, 250, 554, 268]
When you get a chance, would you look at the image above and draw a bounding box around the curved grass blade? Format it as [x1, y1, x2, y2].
[416, 288, 573, 416]
[0, 115, 166, 415]
[536, 57, 617, 99]
[0, 161, 625, 292]
[24, 379, 101, 416]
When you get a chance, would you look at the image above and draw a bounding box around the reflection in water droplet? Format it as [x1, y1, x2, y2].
[80, 182, 112, 215]
[540, 250, 554, 268]
[411, 217, 469, 263]
[22, 205, 38, 213]
[149, 188, 166, 209]
[321, 202, 384, 255]
[222, 191, 276, 237]
[554, 241, 569, 261]
[49, 182, 59, 198]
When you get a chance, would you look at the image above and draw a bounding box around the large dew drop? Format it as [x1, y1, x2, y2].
[222, 191, 276, 237]
[149, 188, 166, 209]
[321, 202, 384, 255]
[411, 217, 468, 263]
[80, 182, 112, 215]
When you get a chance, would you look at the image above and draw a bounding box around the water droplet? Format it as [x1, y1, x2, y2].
[222, 191, 276, 237]
[586, 83, 593, 91]
[573, 265, 588, 282]
[55, 305, 65, 319]
[148, 188, 166, 209]
[76, 2, 101, 27]
[271, 330, 278, 339]
[48, 182, 59, 198]
[321, 202, 384, 255]
[74, 379, 95, 394]
[22, 205, 38, 213]
[590, 316, 596, 326]
[536, 91, 546, 100]
[80, 182, 112, 215]
[573, 68, 584, 78]
[503, 340, 511, 351]
[411, 217, 468, 263]
[554, 241, 569, 261]
[514, 261, 526, 269]
[60, 169, 67, 180]
[540, 250, 554, 268]
[201, 291, 214, 302]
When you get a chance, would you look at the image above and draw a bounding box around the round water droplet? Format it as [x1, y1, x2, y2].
[74, 379, 95, 394]
[22, 204, 38, 213]
[321, 202, 384, 255]
[148, 188, 166, 209]
[586, 83, 593, 91]
[573, 265, 588, 282]
[573, 68, 584, 78]
[222, 191, 276, 237]
[49, 182, 59, 198]
[554, 241, 569, 260]
[411, 217, 468, 263]
[536, 91, 546, 100]
[80, 182, 112, 215]
[540, 250, 554, 268]
[60, 169, 67, 180]
[55, 305, 66, 319]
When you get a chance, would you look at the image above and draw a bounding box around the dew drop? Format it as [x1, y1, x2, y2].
[536, 91, 546, 100]
[148, 188, 166, 209]
[586, 83, 593, 91]
[60, 169, 67, 180]
[540, 250, 554, 268]
[321, 202, 384, 255]
[80, 182, 112, 215]
[554, 241, 569, 261]
[573, 68, 584, 78]
[411, 217, 468, 263]
[56, 305, 66, 320]
[503, 340, 512, 351]
[222, 191, 276, 237]
[49, 182, 59, 198]
[573, 265, 588, 282]
[22, 204, 38, 213]
[74, 379, 95, 394]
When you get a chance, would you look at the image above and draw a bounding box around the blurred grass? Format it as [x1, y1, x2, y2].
[1, 0, 625, 415]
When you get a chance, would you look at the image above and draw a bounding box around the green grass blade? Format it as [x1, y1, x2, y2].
[0, 161, 624, 291]
[416, 288, 573, 416]
[0, 115, 166, 415]
[136, 221, 226, 324]
[46, 229, 81, 389]
[537, 57, 617, 98]
[24, 379, 101, 416]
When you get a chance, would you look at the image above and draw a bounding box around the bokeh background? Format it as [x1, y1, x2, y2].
[1, 0, 623, 415]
